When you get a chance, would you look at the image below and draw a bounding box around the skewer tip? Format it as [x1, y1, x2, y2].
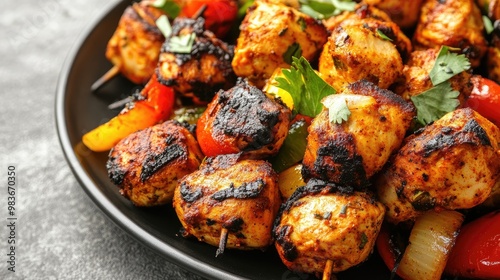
[91, 65, 120, 92]
[215, 228, 229, 257]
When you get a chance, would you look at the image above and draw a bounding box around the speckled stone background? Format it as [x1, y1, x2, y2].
[0, 1, 204, 279]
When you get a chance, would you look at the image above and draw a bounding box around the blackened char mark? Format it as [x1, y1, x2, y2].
[423, 119, 491, 157]
[315, 140, 369, 188]
[180, 182, 203, 203]
[463, 119, 491, 146]
[213, 81, 280, 151]
[107, 154, 126, 185]
[222, 217, 244, 233]
[140, 135, 185, 181]
[275, 225, 298, 261]
[211, 179, 265, 202]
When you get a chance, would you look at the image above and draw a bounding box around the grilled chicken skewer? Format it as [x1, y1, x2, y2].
[173, 154, 281, 254]
[92, 1, 167, 91]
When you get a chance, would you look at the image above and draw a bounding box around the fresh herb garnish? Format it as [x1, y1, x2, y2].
[411, 81, 460, 126]
[274, 56, 336, 117]
[283, 43, 302, 64]
[322, 95, 352, 124]
[155, 15, 172, 37]
[151, 0, 181, 18]
[409, 45, 470, 126]
[376, 29, 393, 41]
[299, 0, 356, 19]
[314, 211, 332, 220]
[339, 204, 348, 217]
[483, 15, 494, 35]
[359, 232, 368, 249]
[429, 46, 471, 86]
[169, 33, 196, 54]
[297, 17, 307, 31]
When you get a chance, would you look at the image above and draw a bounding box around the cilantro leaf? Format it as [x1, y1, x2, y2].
[322, 95, 351, 124]
[151, 0, 181, 18]
[429, 46, 471, 86]
[411, 81, 460, 125]
[299, 0, 355, 19]
[275, 56, 336, 117]
[169, 33, 196, 53]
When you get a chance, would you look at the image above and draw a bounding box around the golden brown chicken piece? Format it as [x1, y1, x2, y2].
[173, 154, 281, 252]
[323, 4, 412, 61]
[273, 179, 385, 277]
[107, 120, 204, 206]
[196, 79, 291, 159]
[412, 0, 488, 68]
[157, 16, 236, 104]
[105, 1, 165, 85]
[232, 1, 328, 88]
[302, 80, 415, 188]
[376, 108, 500, 224]
[393, 48, 473, 107]
[319, 23, 404, 92]
[362, 0, 425, 29]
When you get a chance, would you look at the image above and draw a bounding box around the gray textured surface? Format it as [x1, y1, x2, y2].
[0, 1, 203, 279]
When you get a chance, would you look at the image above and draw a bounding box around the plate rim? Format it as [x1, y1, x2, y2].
[54, 1, 244, 279]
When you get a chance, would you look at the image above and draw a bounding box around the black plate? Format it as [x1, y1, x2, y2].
[55, 1, 391, 279]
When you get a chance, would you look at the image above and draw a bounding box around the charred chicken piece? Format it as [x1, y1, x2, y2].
[376, 108, 500, 224]
[273, 179, 385, 277]
[319, 23, 404, 92]
[393, 48, 473, 107]
[196, 79, 291, 159]
[232, 1, 328, 88]
[173, 154, 281, 252]
[323, 4, 412, 61]
[105, 1, 165, 85]
[412, 0, 488, 68]
[362, 0, 425, 29]
[157, 16, 236, 104]
[107, 120, 204, 207]
[302, 80, 415, 189]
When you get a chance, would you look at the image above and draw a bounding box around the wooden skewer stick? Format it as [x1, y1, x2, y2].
[192, 4, 208, 19]
[91, 65, 120, 92]
[322, 260, 335, 280]
[215, 228, 229, 257]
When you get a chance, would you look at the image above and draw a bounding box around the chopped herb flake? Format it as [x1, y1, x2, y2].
[322, 95, 351, 125]
[376, 29, 393, 41]
[359, 232, 368, 249]
[155, 15, 172, 37]
[283, 43, 302, 65]
[169, 33, 196, 54]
